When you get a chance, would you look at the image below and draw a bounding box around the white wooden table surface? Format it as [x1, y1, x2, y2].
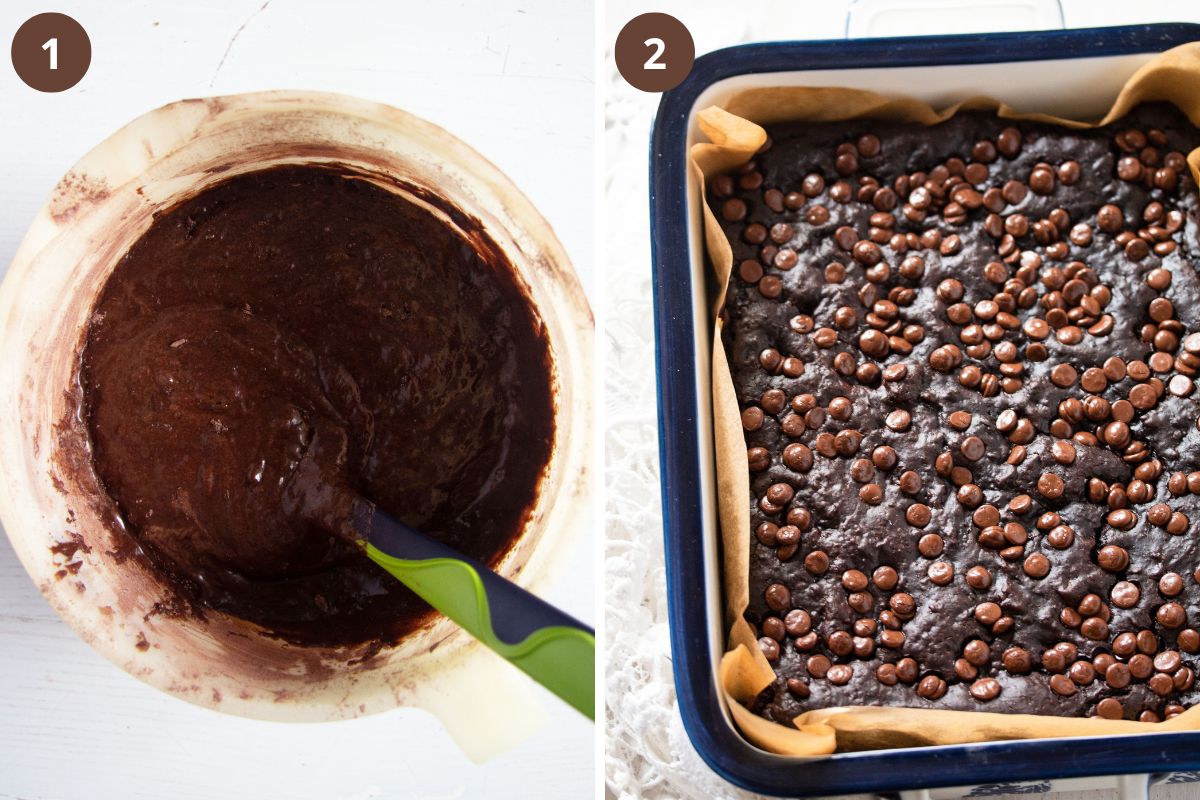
[603, 0, 1200, 799]
[0, 2, 594, 799]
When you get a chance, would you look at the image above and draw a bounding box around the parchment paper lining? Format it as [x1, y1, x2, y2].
[698, 43, 1200, 757]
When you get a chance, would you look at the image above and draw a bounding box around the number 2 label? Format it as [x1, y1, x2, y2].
[615, 13, 693, 92]
[643, 37, 666, 70]
[42, 37, 58, 70]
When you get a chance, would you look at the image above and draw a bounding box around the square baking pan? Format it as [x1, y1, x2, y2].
[650, 22, 1200, 799]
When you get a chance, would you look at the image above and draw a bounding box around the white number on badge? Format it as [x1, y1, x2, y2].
[643, 37, 666, 70]
[42, 37, 58, 70]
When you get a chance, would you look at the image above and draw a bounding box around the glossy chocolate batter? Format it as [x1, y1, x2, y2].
[81, 164, 554, 646]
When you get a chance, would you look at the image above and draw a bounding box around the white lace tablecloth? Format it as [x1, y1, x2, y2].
[602, 2, 1200, 798]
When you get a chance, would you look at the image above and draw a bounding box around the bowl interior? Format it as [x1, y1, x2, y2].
[0, 92, 592, 722]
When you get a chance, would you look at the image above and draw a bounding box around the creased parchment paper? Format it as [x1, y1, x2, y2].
[699, 42, 1200, 756]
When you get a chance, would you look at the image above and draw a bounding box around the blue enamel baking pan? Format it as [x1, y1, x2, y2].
[650, 22, 1200, 798]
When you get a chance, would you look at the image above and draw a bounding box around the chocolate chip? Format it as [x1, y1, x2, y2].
[960, 436, 985, 461]
[1112, 581, 1141, 608]
[834, 429, 863, 456]
[1049, 673, 1077, 697]
[871, 446, 897, 471]
[928, 560, 954, 586]
[1047, 525, 1074, 549]
[1029, 165, 1055, 195]
[784, 608, 812, 636]
[917, 533, 944, 558]
[871, 565, 898, 591]
[1107, 509, 1137, 530]
[721, 198, 748, 221]
[758, 637, 780, 661]
[1105, 662, 1132, 689]
[789, 628, 815, 648]
[762, 617, 785, 641]
[1050, 364, 1077, 388]
[856, 133, 881, 158]
[1130, 653, 1154, 679]
[859, 331, 888, 357]
[764, 583, 791, 612]
[898, 470, 923, 495]
[1149, 672, 1174, 696]
[806, 654, 831, 678]
[827, 630, 853, 656]
[827, 664, 853, 685]
[1154, 650, 1182, 673]
[970, 677, 1001, 702]
[1157, 602, 1186, 628]
[916, 674, 947, 700]
[965, 565, 992, 589]
[906, 503, 932, 527]
[1070, 660, 1096, 685]
[1057, 161, 1081, 185]
[996, 127, 1022, 157]
[1097, 545, 1129, 572]
[743, 223, 767, 245]
[1117, 155, 1143, 181]
[1023, 553, 1051, 579]
[1160, 572, 1184, 596]
[1037, 472, 1065, 500]
[1126, 238, 1150, 261]
[1080, 617, 1109, 640]
[1051, 440, 1077, 465]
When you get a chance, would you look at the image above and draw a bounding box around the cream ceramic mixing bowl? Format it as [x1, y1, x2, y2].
[0, 91, 592, 760]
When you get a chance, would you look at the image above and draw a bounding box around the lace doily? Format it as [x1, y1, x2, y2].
[602, 40, 787, 798]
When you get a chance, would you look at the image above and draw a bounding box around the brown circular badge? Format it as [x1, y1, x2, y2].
[11, 13, 91, 92]
[615, 13, 694, 93]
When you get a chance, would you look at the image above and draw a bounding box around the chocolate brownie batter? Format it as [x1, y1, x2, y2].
[82, 165, 554, 646]
[716, 104, 1200, 722]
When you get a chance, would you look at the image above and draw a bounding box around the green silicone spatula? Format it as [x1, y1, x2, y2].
[347, 499, 595, 720]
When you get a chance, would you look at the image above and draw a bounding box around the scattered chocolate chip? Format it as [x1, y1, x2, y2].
[970, 677, 1002, 701]
[1157, 602, 1187, 629]
[1049, 673, 1077, 696]
[1023, 553, 1051, 579]
[764, 583, 791, 612]
[928, 561, 954, 585]
[1037, 472, 1065, 500]
[758, 637, 780, 661]
[916, 674, 948, 700]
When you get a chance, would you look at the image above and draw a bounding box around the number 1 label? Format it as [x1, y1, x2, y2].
[12, 13, 91, 91]
[42, 37, 58, 70]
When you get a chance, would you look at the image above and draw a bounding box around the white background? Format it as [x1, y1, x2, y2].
[604, 1, 1200, 799]
[0, 2, 594, 799]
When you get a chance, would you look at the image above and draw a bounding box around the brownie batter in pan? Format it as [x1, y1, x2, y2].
[718, 103, 1200, 725]
[81, 164, 554, 647]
